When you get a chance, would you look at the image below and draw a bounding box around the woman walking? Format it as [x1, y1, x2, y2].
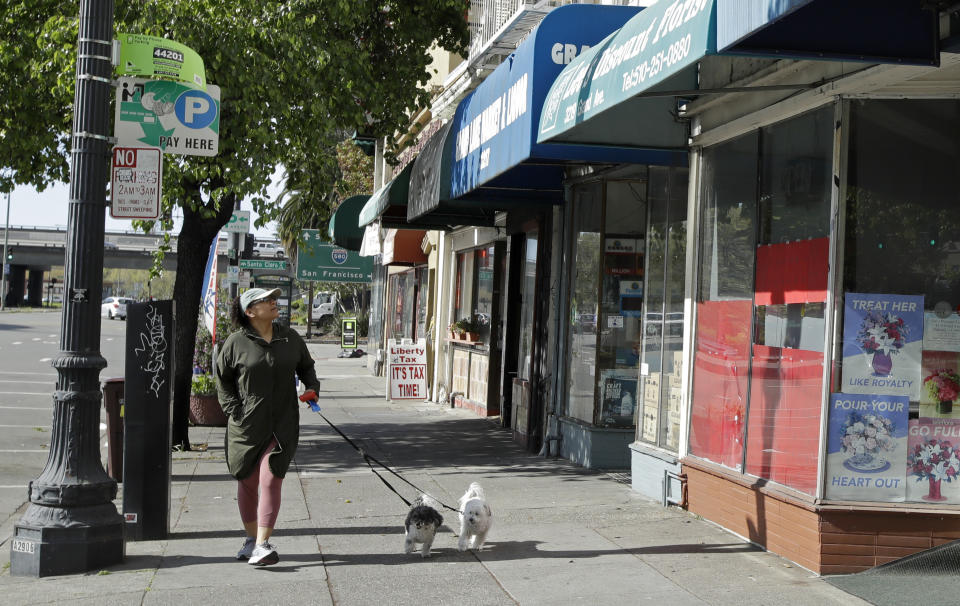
[215, 287, 320, 566]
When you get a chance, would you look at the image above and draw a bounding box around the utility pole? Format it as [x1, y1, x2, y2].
[1, 188, 10, 310]
[11, 0, 125, 576]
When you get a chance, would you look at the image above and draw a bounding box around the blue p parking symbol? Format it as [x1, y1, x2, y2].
[175, 90, 217, 130]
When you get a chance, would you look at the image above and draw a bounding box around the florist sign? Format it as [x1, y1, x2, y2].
[825, 393, 908, 502]
[841, 293, 924, 398]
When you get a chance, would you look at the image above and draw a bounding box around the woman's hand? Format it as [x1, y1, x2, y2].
[298, 390, 318, 403]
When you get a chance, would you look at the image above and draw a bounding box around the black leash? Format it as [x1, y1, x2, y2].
[315, 410, 460, 513]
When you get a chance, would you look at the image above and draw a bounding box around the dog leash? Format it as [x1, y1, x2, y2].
[303, 400, 460, 513]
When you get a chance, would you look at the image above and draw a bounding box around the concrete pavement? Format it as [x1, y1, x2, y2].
[0, 344, 867, 605]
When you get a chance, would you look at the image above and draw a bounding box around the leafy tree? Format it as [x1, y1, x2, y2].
[2, 0, 468, 449]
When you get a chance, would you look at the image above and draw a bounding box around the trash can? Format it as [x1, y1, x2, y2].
[102, 377, 125, 482]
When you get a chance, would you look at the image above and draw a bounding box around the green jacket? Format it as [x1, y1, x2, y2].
[215, 323, 320, 480]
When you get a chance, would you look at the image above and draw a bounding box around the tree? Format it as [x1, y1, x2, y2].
[2, 0, 468, 449]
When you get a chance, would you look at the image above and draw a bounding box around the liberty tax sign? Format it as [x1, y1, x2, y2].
[110, 146, 161, 219]
[387, 339, 427, 400]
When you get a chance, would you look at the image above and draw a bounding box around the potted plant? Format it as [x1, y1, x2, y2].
[189, 373, 227, 426]
[450, 319, 468, 340]
[190, 323, 227, 426]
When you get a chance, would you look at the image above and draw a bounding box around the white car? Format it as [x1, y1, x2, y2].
[101, 296, 134, 320]
[252, 241, 285, 258]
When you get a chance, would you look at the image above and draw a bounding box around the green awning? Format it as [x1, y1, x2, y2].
[359, 163, 414, 229]
[537, 0, 716, 148]
[328, 195, 369, 251]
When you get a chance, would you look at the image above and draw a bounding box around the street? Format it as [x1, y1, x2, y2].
[0, 310, 126, 527]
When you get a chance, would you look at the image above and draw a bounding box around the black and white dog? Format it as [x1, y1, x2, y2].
[404, 494, 444, 557]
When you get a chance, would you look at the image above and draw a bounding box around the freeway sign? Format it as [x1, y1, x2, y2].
[116, 33, 206, 89]
[239, 259, 287, 271]
[115, 77, 220, 156]
[297, 229, 372, 283]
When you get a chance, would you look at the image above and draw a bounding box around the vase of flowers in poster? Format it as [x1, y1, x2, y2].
[918, 351, 960, 421]
[825, 393, 909, 502]
[841, 293, 924, 399]
[905, 419, 960, 503]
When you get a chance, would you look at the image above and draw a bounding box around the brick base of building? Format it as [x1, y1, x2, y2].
[682, 458, 960, 575]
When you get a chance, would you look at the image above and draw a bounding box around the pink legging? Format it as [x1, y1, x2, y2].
[237, 437, 284, 528]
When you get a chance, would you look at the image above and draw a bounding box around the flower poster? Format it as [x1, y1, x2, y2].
[825, 393, 908, 502]
[905, 419, 960, 503]
[918, 350, 960, 421]
[841, 293, 924, 398]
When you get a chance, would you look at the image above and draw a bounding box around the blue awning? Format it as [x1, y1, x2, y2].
[443, 3, 684, 208]
[718, 0, 938, 65]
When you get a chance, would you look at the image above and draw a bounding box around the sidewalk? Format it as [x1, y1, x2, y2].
[0, 345, 867, 605]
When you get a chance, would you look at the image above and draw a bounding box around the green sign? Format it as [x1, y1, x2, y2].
[538, 0, 715, 142]
[297, 229, 373, 283]
[117, 33, 206, 89]
[239, 259, 287, 270]
[341, 318, 357, 349]
[115, 77, 221, 156]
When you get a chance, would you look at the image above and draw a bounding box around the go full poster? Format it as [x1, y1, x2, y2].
[906, 419, 960, 503]
[825, 394, 909, 502]
[841, 293, 924, 399]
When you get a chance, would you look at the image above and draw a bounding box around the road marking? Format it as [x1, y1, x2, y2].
[0, 392, 51, 396]
[39, 358, 52, 362]
[32, 338, 41, 341]
[0, 485, 29, 489]
[11, 341, 22, 345]
[0, 424, 47, 428]
[0, 450, 47, 453]
[0, 371, 57, 376]
[47, 334, 56, 338]
[0, 380, 53, 384]
[0, 406, 51, 410]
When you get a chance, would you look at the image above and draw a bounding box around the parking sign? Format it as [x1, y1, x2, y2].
[110, 146, 162, 219]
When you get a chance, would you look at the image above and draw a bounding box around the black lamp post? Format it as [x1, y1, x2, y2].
[10, 0, 124, 576]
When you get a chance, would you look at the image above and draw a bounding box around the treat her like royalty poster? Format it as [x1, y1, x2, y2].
[825, 394, 908, 502]
[841, 293, 924, 398]
[905, 419, 960, 503]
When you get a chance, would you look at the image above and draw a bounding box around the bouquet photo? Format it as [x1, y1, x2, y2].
[840, 411, 896, 472]
[856, 310, 908, 376]
[923, 369, 960, 415]
[907, 438, 960, 501]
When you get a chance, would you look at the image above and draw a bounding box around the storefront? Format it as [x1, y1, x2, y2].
[407, 3, 664, 446]
[540, 0, 948, 574]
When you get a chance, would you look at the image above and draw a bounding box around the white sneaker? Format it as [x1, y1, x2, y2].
[236, 536, 256, 560]
[248, 542, 279, 566]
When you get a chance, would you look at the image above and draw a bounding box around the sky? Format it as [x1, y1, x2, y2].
[6, 176, 282, 239]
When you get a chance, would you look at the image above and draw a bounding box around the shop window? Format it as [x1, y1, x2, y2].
[565, 178, 647, 427]
[565, 183, 603, 423]
[416, 267, 429, 342]
[453, 246, 496, 346]
[390, 270, 418, 340]
[517, 233, 538, 381]
[638, 167, 689, 451]
[691, 107, 833, 493]
[690, 132, 758, 470]
[832, 100, 960, 504]
[744, 107, 832, 494]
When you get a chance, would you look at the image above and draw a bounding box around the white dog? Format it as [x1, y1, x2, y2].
[404, 495, 444, 558]
[457, 482, 492, 552]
